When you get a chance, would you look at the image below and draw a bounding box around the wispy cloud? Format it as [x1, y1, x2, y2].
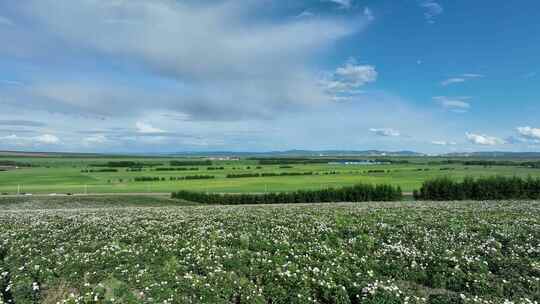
[419, 1, 443, 23]
[135, 122, 165, 134]
[4, 0, 372, 122]
[0, 133, 60, 146]
[441, 74, 484, 86]
[323, 0, 352, 9]
[433, 96, 471, 113]
[370, 128, 400, 137]
[432, 140, 457, 146]
[0, 120, 46, 127]
[0, 80, 24, 86]
[466, 132, 504, 146]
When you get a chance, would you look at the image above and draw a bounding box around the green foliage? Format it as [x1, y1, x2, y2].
[134, 175, 214, 182]
[169, 160, 212, 166]
[414, 176, 540, 200]
[2, 201, 539, 303]
[172, 183, 403, 204]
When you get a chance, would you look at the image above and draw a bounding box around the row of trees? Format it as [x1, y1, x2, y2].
[155, 167, 199, 171]
[172, 183, 402, 205]
[170, 160, 212, 166]
[261, 172, 313, 177]
[90, 161, 162, 168]
[134, 175, 215, 182]
[413, 176, 540, 200]
[226, 172, 315, 179]
[80, 168, 118, 173]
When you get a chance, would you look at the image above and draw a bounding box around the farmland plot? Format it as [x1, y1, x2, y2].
[0, 200, 539, 303]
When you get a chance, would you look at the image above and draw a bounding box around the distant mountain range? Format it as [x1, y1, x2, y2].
[443, 152, 540, 158]
[168, 150, 425, 157]
[3, 149, 540, 158]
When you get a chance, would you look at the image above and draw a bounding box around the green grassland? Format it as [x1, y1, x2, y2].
[2, 156, 540, 194]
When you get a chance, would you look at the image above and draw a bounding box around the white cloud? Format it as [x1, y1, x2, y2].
[0, 133, 59, 146]
[323, 59, 377, 96]
[432, 140, 457, 146]
[296, 10, 315, 18]
[419, 1, 443, 23]
[136, 122, 165, 134]
[323, 0, 352, 9]
[6, 0, 372, 121]
[83, 134, 108, 145]
[441, 74, 484, 86]
[370, 128, 400, 137]
[441, 78, 466, 86]
[517, 126, 540, 140]
[35, 134, 60, 144]
[433, 96, 471, 112]
[466, 132, 504, 146]
[0, 134, 19, 141]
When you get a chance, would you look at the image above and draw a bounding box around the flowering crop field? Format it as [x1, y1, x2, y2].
[1, 200, 539, 304]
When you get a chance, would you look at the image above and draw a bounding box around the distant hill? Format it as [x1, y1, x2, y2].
[169, 150, 425, 157]
[444, 152, 540, 159]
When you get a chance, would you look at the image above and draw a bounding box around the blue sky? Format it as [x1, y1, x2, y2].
[0, 0, 539, 153]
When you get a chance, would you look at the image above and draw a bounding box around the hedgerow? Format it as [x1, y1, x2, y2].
[172, 183, 402, 204]
[414, 176, 540, 200]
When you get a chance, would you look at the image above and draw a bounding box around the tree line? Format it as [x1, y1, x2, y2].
[81, 168, 118, 173]
[170, 160, 212, 166]
[90, 161, 163, 168]
[155, 167, 199, 171]
[413, 176, 540, 200]
[172, 183, 402, 205]
[226, 172, 314, 179]
[134, 175, 215, 182]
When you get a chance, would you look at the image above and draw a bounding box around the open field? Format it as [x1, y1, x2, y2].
[2, 156, 540, 195]
[1, 198, 539, 303]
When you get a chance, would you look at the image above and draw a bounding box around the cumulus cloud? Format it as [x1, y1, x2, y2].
[370, 128, 400, 137]
[419, 1, 443, 23]
[433, 96, 471, 113]
[466, 132, 504, 146]
[517, 126, 540, 140]
[441, 74, 484, 86]
[35, 134, 60, 144]
[322, 59, 377, 96]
